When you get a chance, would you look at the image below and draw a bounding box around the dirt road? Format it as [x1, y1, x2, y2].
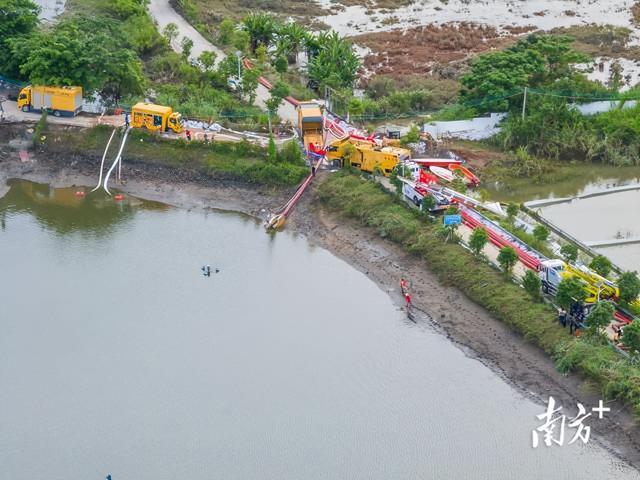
[147, 0, 298, 124]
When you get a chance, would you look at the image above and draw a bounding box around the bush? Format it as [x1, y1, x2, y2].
[523, 270, 542, 300]
[560, 244, 578, 263]
[468, 227, 488, 256]
[590, 255, 612, 277]
[619, 271, 640, 304]
[497, 246, 518, 275]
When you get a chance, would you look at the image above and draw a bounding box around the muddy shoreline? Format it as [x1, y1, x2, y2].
[2, 145, 640, 472]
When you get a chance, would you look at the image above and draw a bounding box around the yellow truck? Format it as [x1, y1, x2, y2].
[17, 85, 83, 117]
[326, 137, 411, 177]
[297, 102, 323, 151]
[131, 103, 183, 134]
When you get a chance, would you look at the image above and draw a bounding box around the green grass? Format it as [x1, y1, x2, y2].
[318, 172, 640, 417]
[43, 125, 308, 187]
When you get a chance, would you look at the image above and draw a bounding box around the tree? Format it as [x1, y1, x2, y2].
[267, 134, 277, 163]
[306, 31, 360, 90]
[556, 276, 587, 310]
[274, 55, 288, 74]
[276, 22, 306, 63]
[590, 255, 612, 277]
[266, 81, 290, 114]
[560, 244, 578, 263]
[242, 13, 275, 52]
[255, 44, 268, 64]
[523, 270, 542, 300]
[401, 124, 420, 146]
[468, 227, 489, 256]
[619, 271, 640, 304]
[0, 0, 40, 78]
[460, 34, 590, 112]
[218, 18, 235, 45]
[198, 51, 217, 71]
[232, 30, 250, 53]
[585, 300, 615, 340]
[162, 22, 179, 45]
[14, 16, 145, 98]
[532, 225, 549, 243]
[497, 246, 518, 275]
[241, 66, 261, 105]
[506, 202, 519, 222]
[622, 320, 640, 356]
[181, 36, 194, 58]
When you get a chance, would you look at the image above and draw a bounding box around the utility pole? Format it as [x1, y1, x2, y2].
[522, 86, 528, 121]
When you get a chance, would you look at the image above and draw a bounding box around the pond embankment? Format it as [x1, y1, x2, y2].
[1, 124, 640, 471]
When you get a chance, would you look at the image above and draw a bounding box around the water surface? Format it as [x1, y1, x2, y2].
[1, 180, 638, 480]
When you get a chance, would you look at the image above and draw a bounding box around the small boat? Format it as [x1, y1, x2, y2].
[448, 164, 480, 186]
[429, 166, 455, 183]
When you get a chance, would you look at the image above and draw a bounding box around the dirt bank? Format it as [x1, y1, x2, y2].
[1, 139, 640, 472]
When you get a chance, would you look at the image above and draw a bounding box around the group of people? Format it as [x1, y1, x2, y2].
[558, 302, 585, 335]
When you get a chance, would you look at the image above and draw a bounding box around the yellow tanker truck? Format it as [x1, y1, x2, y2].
[17, 85, 83, 117]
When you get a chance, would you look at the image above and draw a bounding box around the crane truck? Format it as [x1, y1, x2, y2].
[539, 259, 619, 303]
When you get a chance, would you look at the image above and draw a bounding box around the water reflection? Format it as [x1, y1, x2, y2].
[0, 179, 168, 237]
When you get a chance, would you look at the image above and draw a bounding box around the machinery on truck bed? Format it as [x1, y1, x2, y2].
[131, 103, 183, 134]
[539, 259, 619, 303]
[326, 137, 411, 177]
[297, 102, 323, 151]
[17, 85, 83, 117]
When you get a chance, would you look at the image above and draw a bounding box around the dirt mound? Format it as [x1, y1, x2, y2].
[353, 22, 519, 78]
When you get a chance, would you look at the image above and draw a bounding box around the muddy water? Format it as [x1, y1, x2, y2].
[1, 180, 639, 480]
[485, 164, 640, 203]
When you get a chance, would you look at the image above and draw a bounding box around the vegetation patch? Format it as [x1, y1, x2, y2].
[41, 125, 308, 186]
[318, 173, 640, 416]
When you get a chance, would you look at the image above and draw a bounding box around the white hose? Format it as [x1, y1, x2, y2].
[103, 127, 131, 195]
[91, 128, 117, 192]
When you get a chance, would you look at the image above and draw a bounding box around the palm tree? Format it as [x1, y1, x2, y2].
[242, 13, 275, 53]
[279, 22, 306, 65]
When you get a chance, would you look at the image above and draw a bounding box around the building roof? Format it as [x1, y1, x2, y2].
[132, 103, 172, 115]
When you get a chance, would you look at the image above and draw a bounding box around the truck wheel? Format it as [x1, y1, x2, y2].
[53, 110, 61, 117]
[413, 196, 420, 206]
[542, 283, 549, 294]
[22, 105, 30, 113]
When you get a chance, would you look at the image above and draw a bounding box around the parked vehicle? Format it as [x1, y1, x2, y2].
[131, 103, 183, 134]
[17, 85, 83, 117]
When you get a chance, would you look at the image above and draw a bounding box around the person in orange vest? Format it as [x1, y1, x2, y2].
[185, 129, 192, 141]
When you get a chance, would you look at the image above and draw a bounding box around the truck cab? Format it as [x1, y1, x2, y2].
[168, 112, 183, 134]
[539, 259, 566, 295]
[17, 87, 31, 111]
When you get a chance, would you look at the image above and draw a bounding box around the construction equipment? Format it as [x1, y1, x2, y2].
[539, 259, 619, 303]
[131, 103, 183, 134]
[17, 85, 83, 117]
[297, 102, 323, 151]
[326, 137, 411, 177]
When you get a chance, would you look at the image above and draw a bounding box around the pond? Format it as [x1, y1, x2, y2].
[1, 180, 638, 480]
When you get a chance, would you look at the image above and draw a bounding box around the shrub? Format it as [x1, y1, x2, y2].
[532, 225, 549, 243]
[523, 270, 542, 300]
[468, 227, 488, 256]
[560, 244, 578, 263]
[590, 255, 612, 277]
[497, 246, 518, 275]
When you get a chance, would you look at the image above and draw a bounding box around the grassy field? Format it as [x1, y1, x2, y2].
[317, 172, 640, 416]
[41, 125, 309, 187]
